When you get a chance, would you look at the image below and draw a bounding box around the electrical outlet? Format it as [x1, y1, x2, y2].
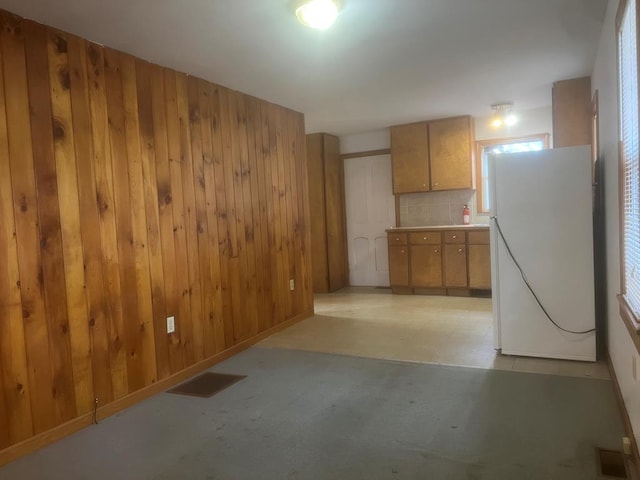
[167, 316, 175, 334]
[633, 356, 637, 382]
[289, 278, 295, 291]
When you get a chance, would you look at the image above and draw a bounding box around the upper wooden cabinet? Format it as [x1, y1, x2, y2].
[428, 116, 474, 191]
[390, 116, 474, 194]
[390, 123, 430, 194]
[552, 77, 592, 148]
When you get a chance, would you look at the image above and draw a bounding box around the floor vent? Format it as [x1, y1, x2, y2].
[596, 448, 628, 478]
[167, 372, 246, 398]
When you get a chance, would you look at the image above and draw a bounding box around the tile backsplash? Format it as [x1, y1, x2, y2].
[399, 189, 490, 226]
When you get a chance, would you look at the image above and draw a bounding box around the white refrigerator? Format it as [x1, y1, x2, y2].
[489, 145, 596, 361]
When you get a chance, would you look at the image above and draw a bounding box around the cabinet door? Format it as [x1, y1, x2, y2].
[552, 77, 591, 148]
[391, 123, 430, 194]
[411, 245, 443, 287]
[428, 116, 473, 190]
[388, 245, 409, 286]
[444, 245, 467, 288]
[468, 244, 491, 289]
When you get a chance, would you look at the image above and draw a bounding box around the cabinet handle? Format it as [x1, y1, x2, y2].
[458, 248, 463, 253]
[423, 236, 427, 240]
[452, 235, 456, 239]
[422, 184, 426, 187]
[434, 182, 439, 186]
[401, 249, 405, 253]
[396, 237, 400, 241]
[434, 249, 439, 254]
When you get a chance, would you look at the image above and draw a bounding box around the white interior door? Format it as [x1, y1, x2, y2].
[344, 155, 396, 286]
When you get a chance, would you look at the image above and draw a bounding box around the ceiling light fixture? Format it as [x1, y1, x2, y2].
[490, 102, 518, 129]
[296, 0, 340, 30]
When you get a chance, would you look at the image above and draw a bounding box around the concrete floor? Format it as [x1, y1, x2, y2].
[0, 348, 623, 480]
[260, 287, 610, 379]
[0, 289, 622, 479]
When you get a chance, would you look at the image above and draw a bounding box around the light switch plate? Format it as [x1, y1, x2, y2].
[167, 316, 175, 334]
[289, 278, 295, 291]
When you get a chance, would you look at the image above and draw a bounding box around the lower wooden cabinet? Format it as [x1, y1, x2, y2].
[389, 245, 410, 286]
[387, 227, 491, 295]
[468, 245, 491, 289]
[411, 245, 443, 287]
[444, 244, 467, 287]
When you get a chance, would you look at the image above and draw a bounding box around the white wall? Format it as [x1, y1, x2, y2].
[475, 106, 553, 143]
[592, 0, 640, 448]
[339, 129, 390, 154]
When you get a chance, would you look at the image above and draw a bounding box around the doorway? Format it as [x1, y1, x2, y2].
[344, 155, 396, 286]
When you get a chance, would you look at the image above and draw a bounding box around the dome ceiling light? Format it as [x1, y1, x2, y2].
[296, 0, 340, 30]
[490, 102, 518, 129]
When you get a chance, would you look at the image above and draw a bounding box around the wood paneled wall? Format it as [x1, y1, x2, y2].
[306, 133, 348, 293]
[0, 10, 312, 453]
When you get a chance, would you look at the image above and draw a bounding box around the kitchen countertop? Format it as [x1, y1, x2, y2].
[386, 224, 490, 232]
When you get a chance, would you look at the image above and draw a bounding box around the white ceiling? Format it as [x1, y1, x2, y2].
[0, 0, 607, 135]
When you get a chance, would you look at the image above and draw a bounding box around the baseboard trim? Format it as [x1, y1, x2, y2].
[0, 309, 313, 467]
[607, 353, 640, 478]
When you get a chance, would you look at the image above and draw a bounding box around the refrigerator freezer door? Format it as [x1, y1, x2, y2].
[490, 145, 596, 361]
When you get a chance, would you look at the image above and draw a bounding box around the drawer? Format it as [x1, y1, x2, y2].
[444, 230, 465, 244]
[388, 232, 407, 246]
[467, 230, 490, 245]
[409, 231, 442, 245]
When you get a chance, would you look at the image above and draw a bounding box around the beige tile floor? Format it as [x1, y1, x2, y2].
[260, 287, 610, 380]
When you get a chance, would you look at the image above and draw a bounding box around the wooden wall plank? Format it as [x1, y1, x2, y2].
[228, 90, 250, 342]
[104, 47, 146, 393]
[24, 20, 78, 427]
[274, 105, 292, 321]
[235, 92, 259, 339]
[119, 53, 157, 387]
[187, 77, 216, 358]
[135, 59, 170, 381]
[46, 28, 94, 416]
[266, 103, 285, 326]
[0, 14, 34, 444]
[209, 86, 235, 348]
[287, 113, 303, 314]
[66, 34, 114, 406]
[257, 102, 276, 329]
[2, 12, 58, 433]
[86, 42, 128, 400]
[151, 66, 182, 375]
[247, 96, 270, 333]
[198, 80, 226, 355]
[163, 68, 192, 370]
[0, 358, 7, 449]
[175, 73, 204, 365]
[295, 114, 314, 313]
[219, 88, 245, 344]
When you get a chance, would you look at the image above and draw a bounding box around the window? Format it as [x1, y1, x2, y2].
[475, 134, 550, 213]
[617, 0, 640, 325]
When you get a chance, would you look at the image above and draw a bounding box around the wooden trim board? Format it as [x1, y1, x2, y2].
[0, 309, 313, 467]
[339, 148, 391, 160]
[607, 353, 640, 478]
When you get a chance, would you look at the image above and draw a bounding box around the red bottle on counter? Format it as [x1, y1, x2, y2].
[463, 205, 470, 225]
